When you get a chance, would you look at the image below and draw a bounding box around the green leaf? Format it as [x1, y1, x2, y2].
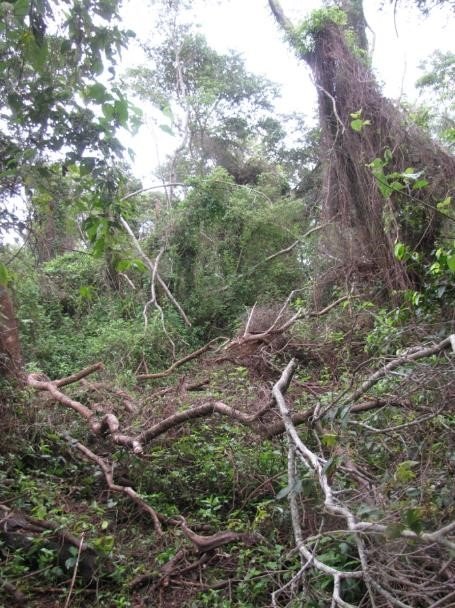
[0, 262, 10, 286]
[26, 38, 49, 71]
[394, 460, 419, 483]
[447, 254, 455, 272]
[350, 118, 364, 132]
[113, 99, 128, 125]
[437, 196, 451, 210]
[394, 242, 406, 260]
[14, 0, 29, 17]
[130, 258, 147, 272]
[322, 433, 338, 447]
[93, 535, 115, 554]
[115, 259, 132, 272]
[79, 286, 94, 300]
[102, 103, 114, 120]
[412, 179, 429, 190]
[404, 508, 423, 534]
[85, 83, 110, 104]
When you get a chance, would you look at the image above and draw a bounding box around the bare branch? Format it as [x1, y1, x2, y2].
[268, 0, 295, 35]
[349, 335, 454, 403]
[119, 215, 191, 326]
[63, 532, 85, 608]
[137, 337, 227, 381]
[178, 517, 258, 553]
[54, 362, 104, 388]
[66, 436, 164, 536]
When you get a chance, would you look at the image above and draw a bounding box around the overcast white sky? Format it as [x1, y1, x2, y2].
[119, 0, 454, 180]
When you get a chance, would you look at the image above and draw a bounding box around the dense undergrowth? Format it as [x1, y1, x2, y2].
[1, 243, 454, 606]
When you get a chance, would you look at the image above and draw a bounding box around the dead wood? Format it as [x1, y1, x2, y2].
[0, 503, 98, 582]
[65, 436, 164, 536]
[0, 578, 26, 605]
[80, 379, 136, 412]
[137, 337, 226, 381]
[178, 517, 260, 553]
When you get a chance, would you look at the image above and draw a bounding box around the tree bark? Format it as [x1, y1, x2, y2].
[0, 286, 23, 379]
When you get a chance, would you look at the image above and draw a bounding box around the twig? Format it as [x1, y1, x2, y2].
[63, 533, 85, 608]
[349, 335, 454, 403]
[119, 215, 191, 326]
[137, 337, 227, 380]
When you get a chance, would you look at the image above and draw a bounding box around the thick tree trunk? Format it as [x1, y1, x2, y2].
[268, 0, 455, 293]
[32, 200, 76, 263]
[0, 286, 23, 378]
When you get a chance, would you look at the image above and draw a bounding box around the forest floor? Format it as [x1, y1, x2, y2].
[1, 305, 454, 607]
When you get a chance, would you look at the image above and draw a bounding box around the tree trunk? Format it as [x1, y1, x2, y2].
[268, 0, 455, 293]
[0, 286, 23, 379]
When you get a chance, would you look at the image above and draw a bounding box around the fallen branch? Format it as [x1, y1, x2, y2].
[64, 435, 164, 537]
[178, 516, 259, 553]
[27, 370, 142, 453]
[272, 358, 455, 607]
[137, 337, 227, 381]
[348, 335, 454, 403]
[233, 294, 353, 346]
[80, 380, 136, 413]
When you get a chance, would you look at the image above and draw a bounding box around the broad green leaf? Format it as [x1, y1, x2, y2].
[115, 259, 132, 272]
[102, 103, 114, 120]
[85, 83, 110, 103]
[404, 508, 423, 534]
[437, 196, 452, 210]
[0, 262, 10, 286]
[447, 254, 455, 272]
[113, 99, 128, 125]
[350, 118, 364, 132]
[322, 433, 338, 447]
[13, 0, 29, 17]
[160, 103, 174, 121]
[394, 242, 406, 260]
[130, 258, 147, 272]
[412, 179, 429, 190]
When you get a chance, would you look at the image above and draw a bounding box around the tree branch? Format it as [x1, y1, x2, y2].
[137, 337, 227, 381]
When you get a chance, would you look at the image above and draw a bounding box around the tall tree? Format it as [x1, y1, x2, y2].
[0, 0, 133, 377]
[128, 24, 284, 187]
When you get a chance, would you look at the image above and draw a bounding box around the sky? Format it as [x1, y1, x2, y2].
[120, 0, 454, 181]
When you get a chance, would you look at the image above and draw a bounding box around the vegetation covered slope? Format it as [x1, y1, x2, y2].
[0, 1, 454, 607]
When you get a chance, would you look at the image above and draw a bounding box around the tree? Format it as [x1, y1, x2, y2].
[415, 50, 455, 151]
[268, 0, 455, 295]
[0, 0, 133, 377]
[128, 24, 284, 187]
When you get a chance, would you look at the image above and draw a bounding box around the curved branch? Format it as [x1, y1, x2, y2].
[268, 0, 295, 35]
[66, 436, 164, 536]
